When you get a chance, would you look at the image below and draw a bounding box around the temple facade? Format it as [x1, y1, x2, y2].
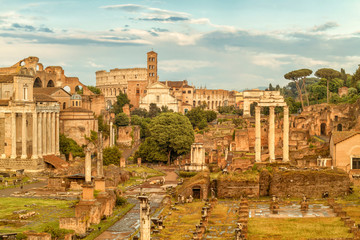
[0, 68, 60, 171]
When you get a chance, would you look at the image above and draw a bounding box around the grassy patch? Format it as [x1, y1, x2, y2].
[0, 197, 76, 233]
[178, 171, 198, 178]
[218, 170, 259, 182]
[248, 217, 352, 240]
[83, 203, 135, 240]
[118, 165, 165, 191]
[124, 165, 165, 178]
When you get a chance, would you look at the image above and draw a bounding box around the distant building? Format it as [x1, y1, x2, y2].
[95, 51, 236, 114]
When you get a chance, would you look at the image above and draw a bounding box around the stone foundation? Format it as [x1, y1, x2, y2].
[0, 157, 45, 172]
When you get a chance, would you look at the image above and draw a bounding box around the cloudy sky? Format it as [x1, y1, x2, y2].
[1, 0, 360, 90]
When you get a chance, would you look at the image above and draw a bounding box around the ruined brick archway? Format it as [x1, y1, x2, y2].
[47, 80, 55, 87]
[33, 77, 42, 88]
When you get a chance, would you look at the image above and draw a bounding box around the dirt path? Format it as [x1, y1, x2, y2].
[0, 180, 47, 197]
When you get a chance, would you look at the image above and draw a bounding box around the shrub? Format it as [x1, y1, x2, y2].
[43, 226, 71, 239]
[59, 134, 84, 160]
[16, 233, 27, 240]
[178, 171, 198, 178]
[103, 146, 122, 166]
[115, 113, 130, 127]
[116, 196, 127, 206]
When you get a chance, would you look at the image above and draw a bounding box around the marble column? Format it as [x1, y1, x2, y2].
[21, 112, 27, 159]
[269, 106, 275, 162]
[47, 112, 51, 155]
[31, 111, 38, 159]
[38, 112, 42, 158]
[97, 131, 104, 178]
[138, 195, 151, 240]
[109, 122, 113, 147]
[85, 148, 92, 183]
[255, 106, 261, 162]
[283, 106, 289, 162]
[55, 113, 60, 156]
[51, 112, 56, 154]
[10, 112, 17, 159]
[42, 112, 47, 155]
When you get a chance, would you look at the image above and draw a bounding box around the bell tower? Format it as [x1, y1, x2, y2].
[147, 51, 158, 84]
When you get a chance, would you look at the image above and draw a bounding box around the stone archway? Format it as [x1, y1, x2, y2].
[75, 85, 83, 94]
[33, 77, 42, 88]
[63, 86, 71, 93]
[47, 80, 55, 87]
[320, 123, 326, 135]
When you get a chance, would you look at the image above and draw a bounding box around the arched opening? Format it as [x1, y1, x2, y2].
[75, 85, 83, 94]
[20, 61, 25, 66]
[114, 89, 117, 96]
[33, 78, 42, 88]
[192, 186, 201, 199]
[47, 80, 55, 87]
[320, 123, 326, 135]
[63, 102, 66, 109]
[337, 124, 343, 131]
[193, 101, 196, 107]
[63, 86, 71, 93]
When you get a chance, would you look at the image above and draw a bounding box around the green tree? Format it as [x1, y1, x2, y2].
[135, 138, 168, 162]
[148, 103, 161, 118]
[204, 110, 217, 122]
[348, 87, 357, 96]
[112, 92, 131, 114]
[87, 86, 101, 94]
[103, 146, 122, 166]
[131, 115, 151, 138]
[353, 65, 360, 84]
[186, 107, 216, 130]
[59, 134, 84, 159]
[114, 113, 130, 127]
[97, 115, 110, 138]
[137, 112, 194, 164]
[131, 108, 148, 118]
[315, 68, 341, 103]
[284, 69, 312, 109]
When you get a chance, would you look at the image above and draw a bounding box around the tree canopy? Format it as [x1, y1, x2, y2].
[59, 134, 84, 160]
[103, 146, 122, 166]
[114, 112, 130, 127]
[284, 69, 312, 109]
[112, 92, 131, 114]
[315, 68, 341, 103]
[135, 112, 194, 164]
[186, 107, 217, 130]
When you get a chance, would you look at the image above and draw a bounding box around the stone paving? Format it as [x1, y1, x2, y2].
[95, 167, 177, 240]
[249, 202, 336, 218]
[205, 201, 238, 239]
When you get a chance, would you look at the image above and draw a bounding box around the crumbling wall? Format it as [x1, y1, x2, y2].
[216, 179, 259, 198]
[269, 169, 350, 198]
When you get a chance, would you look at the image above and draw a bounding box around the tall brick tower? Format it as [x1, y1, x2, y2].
[147, 51, 158, 84]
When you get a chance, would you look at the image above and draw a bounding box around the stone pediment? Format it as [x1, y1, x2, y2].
[147, 82, 169, 90]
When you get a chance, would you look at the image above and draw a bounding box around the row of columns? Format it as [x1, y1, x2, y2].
[255, 106, 289, 162]
[8, 111, 59, 160]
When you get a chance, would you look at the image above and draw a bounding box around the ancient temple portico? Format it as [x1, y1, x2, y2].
[255, 91, 289, 162]
[0, 70, 60, 171]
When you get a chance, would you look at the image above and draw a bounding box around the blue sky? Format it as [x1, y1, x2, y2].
[1, 0, 360, 90]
